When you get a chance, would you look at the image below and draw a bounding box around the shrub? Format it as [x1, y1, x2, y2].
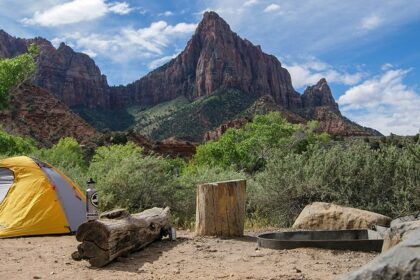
[249, 140, 420, 226]
[193, 112, 329, 173]
[0, 128, 36, 156]
[92, 154, 176, 213]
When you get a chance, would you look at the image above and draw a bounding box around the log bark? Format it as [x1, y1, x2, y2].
[195, 179, 246, 237]
[74, 207, 171, 267]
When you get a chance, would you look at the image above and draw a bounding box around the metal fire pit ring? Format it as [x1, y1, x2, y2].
[257, 229, 383, 252]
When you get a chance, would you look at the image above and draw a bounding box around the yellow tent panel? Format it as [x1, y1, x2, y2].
[0, 156, 86, 238]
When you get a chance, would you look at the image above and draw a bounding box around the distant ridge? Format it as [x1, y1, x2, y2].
[0, 12, 381, 141]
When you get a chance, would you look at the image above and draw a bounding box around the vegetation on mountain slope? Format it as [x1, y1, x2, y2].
[146, 88, 259, 141]
[72, 106, 135, 131]
[0, 44, 38, 109]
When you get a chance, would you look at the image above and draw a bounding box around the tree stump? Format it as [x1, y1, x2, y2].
[195, 179, 246, 237]
[74, 207, 171, 267]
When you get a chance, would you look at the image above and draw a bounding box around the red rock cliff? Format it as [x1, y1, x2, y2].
[110, 12, 302, 109]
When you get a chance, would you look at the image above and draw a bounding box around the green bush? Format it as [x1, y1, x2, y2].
[88, 143, 177, 213]
[0, 127, 36, 156]
[194, 112, 329, 173]
[92, 154, 176, 213]
[249, 141, 420, 226]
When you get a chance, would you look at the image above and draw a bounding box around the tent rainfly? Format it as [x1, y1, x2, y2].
[0, 156, 86, 238]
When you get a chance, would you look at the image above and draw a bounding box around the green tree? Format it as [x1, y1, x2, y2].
[0, 127, 36, 156]
[193, 112, 329, 173]
[0, 44, 39, 109]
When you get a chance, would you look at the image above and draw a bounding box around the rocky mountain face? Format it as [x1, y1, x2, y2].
[302, 78, 339, 113]
[0, 30, 110, 108]
[0, 83, 101, 146]
[111, 11, 302, 109]
[0, 12, 380, 141]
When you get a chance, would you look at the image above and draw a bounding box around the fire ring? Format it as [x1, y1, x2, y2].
[257, 229, 383, 252]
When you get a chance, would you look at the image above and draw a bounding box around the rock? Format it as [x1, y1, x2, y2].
[339, 227, 420, 280]
[110, 11, 302, 109]
[292, 202, 391, 230]
[302, 78, 339, 114]
[382, 217, 420, 252]
[0, 30, 110, 108]
[0, 83, 101, 147]
[204, 118, 249, 141]
[71, 251, 82, 261]
[390, 212, 420, 227]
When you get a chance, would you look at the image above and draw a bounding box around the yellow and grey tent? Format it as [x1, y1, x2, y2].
[0, 156, 86, 238]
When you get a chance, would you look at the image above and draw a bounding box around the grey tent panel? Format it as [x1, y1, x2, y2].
[0, 168, 14, 204]
[41, 167, 85, 232]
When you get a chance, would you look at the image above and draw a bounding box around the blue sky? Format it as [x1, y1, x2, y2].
[0, 0, 419, 135]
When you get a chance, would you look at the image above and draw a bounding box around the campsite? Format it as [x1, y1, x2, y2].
[1, 1, 420, 279]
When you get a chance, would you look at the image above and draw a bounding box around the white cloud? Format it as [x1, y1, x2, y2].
[338, 69, 420, 135]
[381, 63, 393, 71]
[283, 57, 364, 89]
[160, 11, 174, 16]
[121, 21, 197, 54]
[21, 0, 133, 26]
[360, 15, 383, 30]
[264, 3, 281, 13]
[244, 0, 259, 7]
[81, 49, 98, 58]
[52, 20, 196, 61]
[108, 2, 133, 15]
[203, 0, 420, 55]
[148, 53, 178, 70]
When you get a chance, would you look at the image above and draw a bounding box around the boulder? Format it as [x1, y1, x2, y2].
[382, 213, 420, 252]
[292, 202, 391, 230]
[339, 227, 420, 280]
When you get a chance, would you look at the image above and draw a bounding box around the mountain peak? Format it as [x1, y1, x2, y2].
[302, 78, 339, 113]
[201, 11, 228, 25]
[196, 11, 232, 36]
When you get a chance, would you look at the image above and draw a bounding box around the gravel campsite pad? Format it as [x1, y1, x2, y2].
[0, 230, 377, 280]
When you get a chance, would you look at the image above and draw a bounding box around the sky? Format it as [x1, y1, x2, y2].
[0, 0, 419, 135]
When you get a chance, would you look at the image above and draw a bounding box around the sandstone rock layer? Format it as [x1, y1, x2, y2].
[292, 202, 391, 230]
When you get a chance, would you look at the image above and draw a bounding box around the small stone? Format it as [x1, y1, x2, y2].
[33, 277, 41, 279]
[295, 268, 302, 273]
[50, 272, 55, 275]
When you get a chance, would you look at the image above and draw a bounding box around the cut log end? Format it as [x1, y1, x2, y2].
[195, 179, 246, 237]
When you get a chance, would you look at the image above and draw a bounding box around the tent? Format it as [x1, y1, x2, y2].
[0, 156, 86, 238]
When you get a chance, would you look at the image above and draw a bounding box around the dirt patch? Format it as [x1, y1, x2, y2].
[0, 230, 377, 279]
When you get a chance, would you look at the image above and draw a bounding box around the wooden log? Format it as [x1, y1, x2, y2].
[195, 179, 246, 237]
[74, 207, 171, 267]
